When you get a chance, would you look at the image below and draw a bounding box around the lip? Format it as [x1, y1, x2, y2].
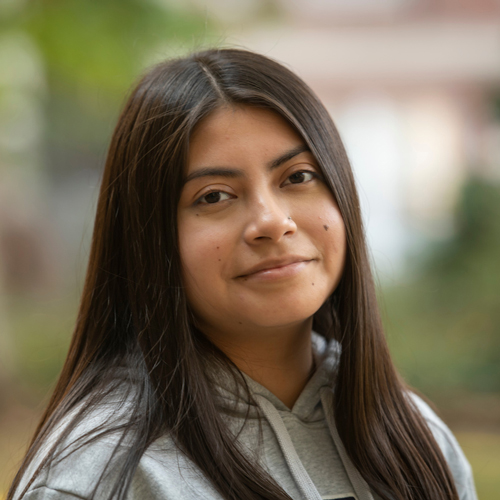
[237, 256, 313, 279]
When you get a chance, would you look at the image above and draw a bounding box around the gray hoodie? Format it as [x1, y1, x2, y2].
[15, 334, 477, 500]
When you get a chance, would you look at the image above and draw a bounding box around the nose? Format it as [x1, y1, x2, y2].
[243, 191, 297, 244]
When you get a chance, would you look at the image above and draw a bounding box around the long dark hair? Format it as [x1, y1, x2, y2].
[9, 48, 459, 500]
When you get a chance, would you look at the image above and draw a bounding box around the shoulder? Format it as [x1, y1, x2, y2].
[14, 398, 222, 500]
[19, 436, 221, 500]
[408, 392, 478, 500]
[14, 394, 131, 499]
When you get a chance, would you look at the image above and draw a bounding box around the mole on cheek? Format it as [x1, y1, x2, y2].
[323, 224, 329, 231]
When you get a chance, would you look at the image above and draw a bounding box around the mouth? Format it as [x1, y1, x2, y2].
[237, 257, 314, 279]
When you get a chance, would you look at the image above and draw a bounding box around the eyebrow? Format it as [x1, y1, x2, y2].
[268, 144, 310, 169]
[183, 144, 310, 185]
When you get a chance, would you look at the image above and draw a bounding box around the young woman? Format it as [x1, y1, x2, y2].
[9, 48, 476, 500]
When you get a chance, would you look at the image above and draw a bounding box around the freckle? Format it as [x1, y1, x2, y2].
[312, 283, 314, 286]
[218, 259, 221, 261]
[238, 321, 242, 325]
[196, 213, 199, 216]
[323, 224, 329, 231]
[216, 246, 219, 249]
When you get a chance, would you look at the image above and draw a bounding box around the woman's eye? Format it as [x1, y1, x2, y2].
[198, 191, 232, 205]
[284, 171, 315, 185]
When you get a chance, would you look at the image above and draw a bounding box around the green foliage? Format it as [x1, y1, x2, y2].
[455, 432, 500, 500]
[9, 295, 78, 393]
[1, 0, 210, 176]
[383, 177, 500, 395]
[8, 0, 207, 100]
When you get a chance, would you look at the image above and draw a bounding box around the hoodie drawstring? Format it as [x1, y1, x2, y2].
[320, 388, 375, 500]
[255, 394, 323, 500]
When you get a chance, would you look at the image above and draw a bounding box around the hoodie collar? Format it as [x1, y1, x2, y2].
[214, 332, 341, 422]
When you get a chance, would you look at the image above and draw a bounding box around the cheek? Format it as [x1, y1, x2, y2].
[325, 214, 347, 289]
[307, 201, 346, 281]
[323, 209, 346, 256]
[177, 217, 229, 295]
[301, 194, 345, 246]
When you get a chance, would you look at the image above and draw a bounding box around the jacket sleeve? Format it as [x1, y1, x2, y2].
[409, 393, 478, 500]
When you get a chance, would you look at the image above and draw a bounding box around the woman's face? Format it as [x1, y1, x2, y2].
[177, 105, 346, 338]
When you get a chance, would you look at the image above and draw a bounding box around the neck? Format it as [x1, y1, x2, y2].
[203, 320, 315, 409]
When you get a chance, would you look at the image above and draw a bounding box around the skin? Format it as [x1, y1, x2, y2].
[177, 105, 346, 408]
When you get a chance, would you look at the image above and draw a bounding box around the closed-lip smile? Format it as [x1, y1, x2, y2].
[237, 256, 313, 278]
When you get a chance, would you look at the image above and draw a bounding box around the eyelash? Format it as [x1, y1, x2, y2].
[282, 170, 317, 186]
[195, 170, 319, 206]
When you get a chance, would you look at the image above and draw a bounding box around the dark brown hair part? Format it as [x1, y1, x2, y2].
[9, 48, 459, 500]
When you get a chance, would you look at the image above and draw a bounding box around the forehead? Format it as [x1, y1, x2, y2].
[187, 105, 306, 171]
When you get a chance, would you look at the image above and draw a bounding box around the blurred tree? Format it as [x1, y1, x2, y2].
[4, 0, 207, 95]
[383, 177, 500, 395]
[1, 0, 209, 177]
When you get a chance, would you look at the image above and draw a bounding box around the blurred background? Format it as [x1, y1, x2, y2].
[1, 0, 499, 497]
